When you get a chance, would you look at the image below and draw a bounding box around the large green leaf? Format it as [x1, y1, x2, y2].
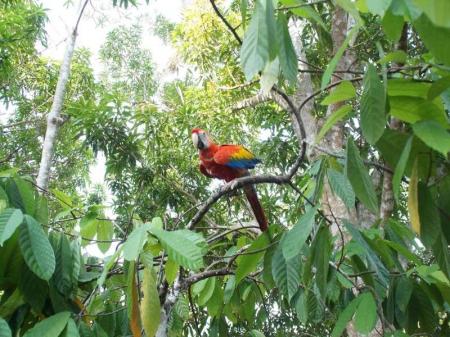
[6, 178, 35, 216]
[315, 105, 353, 143]
[389, 96, 448, 128]
[19, 215, 55, 281]
[0, 208, 23, 246]
[313, 226, 332, 298]
[412, 120, 450, 156]
[0, 317, 11, 337]
[240, 0, 277, 80]
[198, 277, 216, 306]
[321, 81, 356, 106]
[428, 76, 450, 100]
[23, 312, 70, 337]
[123, 223, 150, 261]
[97, 220, 113, 253]
[330, 295, 361, 337]
[62, 318, 80, 337]
[51, 233, 75, 294]
[418, 183, 441, 248]
[321, 25, 359, 89]
[354, 292, 378, 334]
[382, 9, 405, 42]
[151, 228, 204, 270]
[413, 14, 450, 66]
[388, 78, 430, 98]
[271, 244, 300, 301]
[276, 12, 297, 84]
[366, 0, 392, 16]
[345, 139, 379, 214]
[327, 169, 355, 209]
[360, 63, 386, 144]
[345, 221, 389, 288]
[413, 0, 450, 28]
[392, 136, 413, 203]
[235, 233, 270, 284]
[140, 267, 160, 337]
[282, 207, 317, 260]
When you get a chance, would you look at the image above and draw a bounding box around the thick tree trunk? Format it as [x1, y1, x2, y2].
[36, 0, 88, 190]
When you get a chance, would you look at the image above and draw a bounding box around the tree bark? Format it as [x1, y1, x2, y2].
[36, 0, 88, 190]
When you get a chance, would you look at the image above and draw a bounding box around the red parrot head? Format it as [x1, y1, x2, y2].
[191, 128, 211, 150]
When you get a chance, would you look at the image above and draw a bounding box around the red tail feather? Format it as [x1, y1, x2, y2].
[243, 185, 268, 231]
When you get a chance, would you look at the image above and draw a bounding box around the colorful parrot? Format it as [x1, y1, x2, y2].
[191, 128, 268, 231]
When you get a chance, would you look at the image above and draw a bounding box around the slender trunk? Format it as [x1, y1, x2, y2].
[36, 0, 88, 190]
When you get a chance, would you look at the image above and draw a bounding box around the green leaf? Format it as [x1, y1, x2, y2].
[330, 295, 361, 337]
[313, 226, 332, 298]
[97, 246, 123, 287]
[345, 221, 389, 288]
[165, 258, 179, 285]
[272, 244, 300, 300]
[395, 277, 413, 312]
[382, 9, 405, 42]
[392, 136, 413, 203]
[260, 57, 279, 93]
[345, 139, 379, 214]
[97, 220, 113, 253]
[413, 14, 450, 66]
[123, 224, 150, 261]
[388, 78, 431, 98]
[63, 319, 80, 337]
[418, 183, 441, 248]
[80, 212, 98, 245]
[277, 12, 297, 84]
[0, 208, 23, 246]
[6, 178, 35, 216]
[354, 292, 378, 334]
[360, 63, 386, 144]
[51, 233, 75, 294]
[240, 0, 277, 80]
[248, 330, 265, 337]
[282, 207, 317, 260]
[321, 26, 359, 89]
[413, 0, 450, 28]
[235, 233, 270, 284]
[379, 51, 407, 65]
[412, 120, 450, 156]
[0, 317, 12, 337]
[408, 158, 420, 235]
[321, 81, 356, 105]
[315, 105, 353, 143]
[198, 277, 216, 306]
[366, 0, 392, 16]
[174, 296, 190, 320]
[19, 215, 55, 281]
[327, 169, 355, 209]
[151, 228, 204, 270]
[223, 275, 236, 304]
[290, 5, 327, 30]
[140, 267, 160, 337]
[0, 186, 8, 212]
[240, 0, 248, 28]
[388, 96, 448, 128]
[428, 76, 450, 100]
[23, 312, 70, 337]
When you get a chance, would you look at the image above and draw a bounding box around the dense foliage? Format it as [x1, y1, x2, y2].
[1, 0, 450, 336]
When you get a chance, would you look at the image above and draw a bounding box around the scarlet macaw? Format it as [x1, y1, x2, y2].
[191, 128, 268, 231]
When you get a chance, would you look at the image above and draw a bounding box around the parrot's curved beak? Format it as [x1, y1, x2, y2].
[191, 128, 210, 150]
[192, 132, 207, 150]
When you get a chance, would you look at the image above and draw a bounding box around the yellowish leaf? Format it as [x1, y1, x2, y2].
[408, 158, 420, 235]
[127, 262, 141, 337]
[140, 267, 161, 337]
